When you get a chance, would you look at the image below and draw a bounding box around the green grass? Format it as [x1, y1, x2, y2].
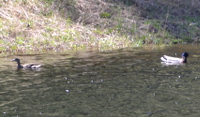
[0, 0, 200, 55]
[100, 12, 111, 18]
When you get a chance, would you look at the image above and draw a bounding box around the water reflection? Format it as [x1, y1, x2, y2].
[0, 45, 200, 116]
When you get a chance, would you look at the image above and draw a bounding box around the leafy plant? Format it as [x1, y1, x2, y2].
[100, 12, 111, 18]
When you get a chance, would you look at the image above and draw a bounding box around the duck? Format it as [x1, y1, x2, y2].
[160, 52, 189, 64]
[11, 58, 41, 69]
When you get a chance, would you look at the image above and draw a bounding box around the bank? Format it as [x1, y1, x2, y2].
[0, 0, 199, 54]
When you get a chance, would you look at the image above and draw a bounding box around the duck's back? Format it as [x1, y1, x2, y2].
[161, 55, 182, 63]
[23, 63, 41, 69]
[163, 55, 182, 61]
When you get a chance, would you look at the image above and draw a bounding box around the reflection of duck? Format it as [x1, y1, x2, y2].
[161, 52, 189, 63]
[11, 58, 41, 69]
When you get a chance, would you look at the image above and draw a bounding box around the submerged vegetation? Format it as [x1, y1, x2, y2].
[0, 0, 200, 54]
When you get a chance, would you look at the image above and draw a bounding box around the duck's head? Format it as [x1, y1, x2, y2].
[182, 52, 189, 58]
[11, 58, 20, 62]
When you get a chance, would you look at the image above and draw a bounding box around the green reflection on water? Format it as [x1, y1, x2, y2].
[0, 45, 200, 116]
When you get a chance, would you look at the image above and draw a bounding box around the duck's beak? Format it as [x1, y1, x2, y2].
[11, 59, 16, 61]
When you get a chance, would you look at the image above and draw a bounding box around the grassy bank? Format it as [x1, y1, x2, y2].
[0, 0, 200, 54]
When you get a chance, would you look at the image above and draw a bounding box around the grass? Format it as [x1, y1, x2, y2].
[0, 0, 200, 55]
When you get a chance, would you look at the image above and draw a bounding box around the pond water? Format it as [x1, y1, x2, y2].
[1, 44, 200, 117]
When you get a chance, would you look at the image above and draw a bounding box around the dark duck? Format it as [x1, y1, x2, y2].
[11, 58, 41, 69]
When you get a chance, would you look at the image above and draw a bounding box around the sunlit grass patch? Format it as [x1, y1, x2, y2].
[1, 0, 200, 55]
[100, 12, 111, 18]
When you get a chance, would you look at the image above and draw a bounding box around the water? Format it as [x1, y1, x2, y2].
[1, 44, 200, 117]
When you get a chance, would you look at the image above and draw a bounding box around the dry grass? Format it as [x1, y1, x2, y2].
[0, 0, 136, 54]
[52, 0, 200, 45]
[72, 0, 200, 42]
[0, 0, 200, 54]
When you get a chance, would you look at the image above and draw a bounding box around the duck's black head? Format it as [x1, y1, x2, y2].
[11, 58, 20, 62]
[182, 52, 189, 58]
